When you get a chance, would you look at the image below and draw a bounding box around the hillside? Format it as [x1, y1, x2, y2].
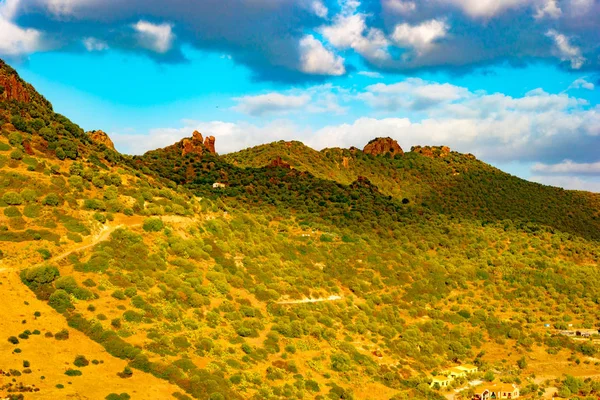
[1, 59, 600, 400]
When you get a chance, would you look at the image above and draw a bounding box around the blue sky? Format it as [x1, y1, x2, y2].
[1, 0, 599, 191]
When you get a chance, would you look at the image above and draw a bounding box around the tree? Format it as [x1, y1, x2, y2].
[517, 356, 527, 370]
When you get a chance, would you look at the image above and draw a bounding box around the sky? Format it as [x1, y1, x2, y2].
[1, 0, 599, 191]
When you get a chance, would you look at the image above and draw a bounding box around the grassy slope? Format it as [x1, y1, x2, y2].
[1, 60, 600, 400]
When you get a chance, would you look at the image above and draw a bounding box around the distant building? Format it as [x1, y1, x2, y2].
[430, 376, 453, 389]
[456, 364, 478, 374]
[473, 383, 519, 399]
[443, 367, 467, 379]
[212, 182, 226, 189]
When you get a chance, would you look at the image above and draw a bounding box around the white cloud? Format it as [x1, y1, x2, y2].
[311, 0, 328, 18]
[568, 0, 594, 14]
[359, 78, 469, 111]
[133, 20, 175, 53]
[83, 37, 108, 51]
[299, 35, 346, 76]
[534, 0, 562, 19]
[383, 0, 417, 14]
[320, 13, 390, 63]
[532, 160, 600, 175]
[233, 93, 311, 116]
[568, 78, 595, 90]
[436, 0, 532, 18]
[391, 19, 449, 55]
[530, 175, 600, 192]
[233, 84, 347, 116]
[0, 16, 43, 56]
[43, 0, 90, 16]
[358, 71, 383, 79]
[546, 29, 585, 69]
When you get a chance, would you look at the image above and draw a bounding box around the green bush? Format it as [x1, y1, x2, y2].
[10, 149, 23, 160]
[49, 290, 74, 313]
[74, 355, 90, 367]
[2, 191, 23, 205]
[143, 218, 164, 232]
[43, 193, 61, 206]
[55, 329, 70, 340]
[4, 206, 21, 217]
[64, 368, 82, 376]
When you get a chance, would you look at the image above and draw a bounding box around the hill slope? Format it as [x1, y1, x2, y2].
[1, 59, 600, 400]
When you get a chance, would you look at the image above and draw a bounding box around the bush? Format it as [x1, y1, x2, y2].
[10, 149, 23, 160]
[74, 355, 90, 367]
[43, 193, 61, 206]
[49, 289, 74, 313]
[117, 366, 133, 378]
[2, 192, 23, 205]
[64, 369, 82, 376]
[143, 218, 164, 232]
[4, 206, 21, 217]
[106, 394, 131, 400]
[8, 336, 19, 345]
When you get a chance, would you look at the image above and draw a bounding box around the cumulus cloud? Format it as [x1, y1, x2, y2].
[233, 84, 347, 116]
[391, 19, 449, 55]
[436, 0, 532, 18]
[320, 12, 390, 63]
[532, 160, 600, 175]
[83, 37, 108, 51]
[4, 0, 600, 79]
[233, 93, 311, 116]
[359, 78, 469, 111]
[534, 0, 562, 19]
[0, 18, 43, 57]
[133, 20, 175, 53]
[299, 35, 346, 76]
[530, 175, 600, 192]
[383, 0, 417, 14]
[357, 71, 383, 78]
[568, 78, 595, 90]
[546, 29, 585, 69]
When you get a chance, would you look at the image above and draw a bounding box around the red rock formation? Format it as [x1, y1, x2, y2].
[181, 131, 206, 156]
[0, 73, 30, 103]
[203, 136, 216, 154]
[22, 140, 34, 155]
[87, 130, 115, 150]
[268, 156, 291, 169]
[363, 137, 403, 157]
[342, 157, 349, 168]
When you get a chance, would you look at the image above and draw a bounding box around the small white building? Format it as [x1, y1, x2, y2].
[212, 182, 226, 189]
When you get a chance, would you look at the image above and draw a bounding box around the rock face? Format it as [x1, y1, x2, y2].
[0, 71, 30, 103]
[363, 138, 403, 157]
[178, 131, 216, 156]
[268, 156, 291, 169]
[411, 145, 451, 158]
[203, 136, 216, 154]
[87, 130, 115, 150]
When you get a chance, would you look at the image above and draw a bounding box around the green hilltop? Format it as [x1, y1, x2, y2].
[1, 59, 600, 400]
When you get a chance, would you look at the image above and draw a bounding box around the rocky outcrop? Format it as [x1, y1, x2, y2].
[363, 138, 403, 157]
[411, 146, 451, 158]
[0, 72, 30, 103]
[268, 156, 291, 169]
[342, 157, 349, 169]
[87, 130, 115, 150]
[203, 136, 216, 154]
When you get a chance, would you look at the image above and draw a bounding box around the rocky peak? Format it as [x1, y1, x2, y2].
[177, 131, 217, 157]
[203, 135, 216, 154]
[0, 63, 30, 103]
[363, 137, 403, 157]
[87, 130, 115, 150]
[411, 146, 451, 159]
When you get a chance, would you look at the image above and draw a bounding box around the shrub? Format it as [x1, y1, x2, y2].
[49, 289, 74, 313]
[117, 366, 133, 378]
[106, 394, 131, 400]
[8, 132, 22, 145]
[8, 336, 19, 345]
[143, 218, 164, 232]
[10, 149, 23, 160]
[94, 213, 107, 224]
[2, 191, 23, 205]
[64, 369, 82, 376]
[4, 206, 21, 217]
[112, 290, 126, 300]
[36, 249, 52, 260]
[43, 193, 61, 206]
[74, 355, 90, 367]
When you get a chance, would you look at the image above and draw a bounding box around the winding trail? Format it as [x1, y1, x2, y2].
[0, 224, 125, 274]
[276, 295, 343, 305]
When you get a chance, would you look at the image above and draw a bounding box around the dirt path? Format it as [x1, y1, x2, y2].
[277, 295, 343, 304]
[0, 224, 124, 275]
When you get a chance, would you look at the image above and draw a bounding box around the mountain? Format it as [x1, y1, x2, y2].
[1, 59, 600, 400]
